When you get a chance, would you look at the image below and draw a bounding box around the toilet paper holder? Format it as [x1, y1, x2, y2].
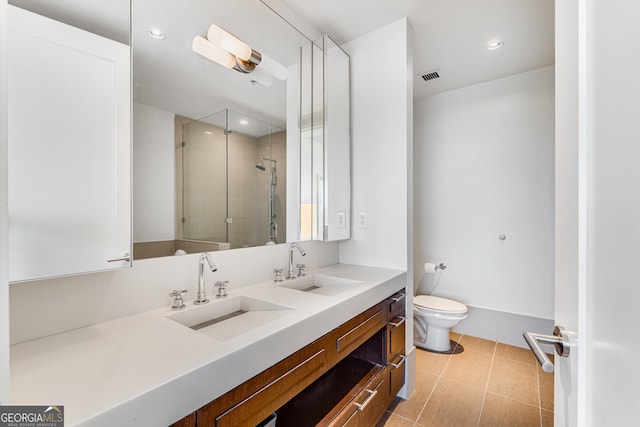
[424, 262, 447, 273]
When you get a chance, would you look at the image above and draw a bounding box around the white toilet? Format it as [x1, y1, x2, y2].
[414, 295, 468, 352]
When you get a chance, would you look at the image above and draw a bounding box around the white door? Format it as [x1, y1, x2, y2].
[553, 1, 640, 426]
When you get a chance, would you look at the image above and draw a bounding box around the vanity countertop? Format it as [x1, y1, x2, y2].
[10, 264, 406, 426]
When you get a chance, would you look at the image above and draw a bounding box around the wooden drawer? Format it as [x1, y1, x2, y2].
[389, 354, 406, 398]
[387, 316, 406, 362]
[387, 291, 406, 320]
[334, 303, 386, 361]
[193, 293, 402, 427]
[197, 338, 328, 427]
[328, 366, 389, 427]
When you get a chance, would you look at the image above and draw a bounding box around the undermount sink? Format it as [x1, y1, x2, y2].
[166, 296, 292, 341]
[278, 274, 364, 296]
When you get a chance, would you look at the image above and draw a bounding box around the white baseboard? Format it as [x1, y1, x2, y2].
[450, 305, 554, 349]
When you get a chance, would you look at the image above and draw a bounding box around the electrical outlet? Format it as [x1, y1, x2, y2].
[336, 211, 346, 228]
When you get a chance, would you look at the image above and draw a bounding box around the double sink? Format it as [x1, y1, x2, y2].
[166, 274, 363, 341]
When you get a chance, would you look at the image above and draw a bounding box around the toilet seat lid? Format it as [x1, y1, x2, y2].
[415, 295, 467, 313]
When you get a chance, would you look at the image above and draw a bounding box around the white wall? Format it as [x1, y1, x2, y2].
[414, 67, 555, 323]
[339, 18, 411, 271]
[339, 17, 414, 399]
[133, 102, 175, 242]
[0, 0, 10, 404]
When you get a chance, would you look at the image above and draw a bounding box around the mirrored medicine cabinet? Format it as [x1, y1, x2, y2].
[7, 0, 350, 282]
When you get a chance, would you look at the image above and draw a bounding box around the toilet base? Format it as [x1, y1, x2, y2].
[414, 315, 453, 352]
[422, 325, 452, 352]
[413, 309, 467, 353]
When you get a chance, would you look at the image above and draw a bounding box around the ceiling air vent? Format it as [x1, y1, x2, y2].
[419, 69, 441, 82]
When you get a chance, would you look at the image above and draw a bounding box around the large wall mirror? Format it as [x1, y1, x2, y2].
[7, 0, 350, 281]
[132, 0, 316, 259]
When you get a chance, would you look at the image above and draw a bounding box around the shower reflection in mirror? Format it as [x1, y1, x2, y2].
[255, 157, 279, 244]
[135, 109, 286, 259]
[177, 109, 286, 252]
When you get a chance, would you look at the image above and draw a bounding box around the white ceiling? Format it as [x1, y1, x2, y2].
[9, 0, 130, 44]
[9, 0, 554, 123]
[271, 0, 555, 99]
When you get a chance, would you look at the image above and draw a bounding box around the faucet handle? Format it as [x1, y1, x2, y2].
[296, 264, 306, 277]
[273, 268, 284, 282]
[170, 289, 188, 310]
[215, 281, 229, 298]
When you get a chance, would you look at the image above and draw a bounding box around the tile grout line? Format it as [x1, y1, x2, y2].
[412, 355, 448, 425]
[487, 390, 544, 409]
[476, 340, 497, 427]
[487, 356, 546, 408]
[400, 335, 551, 427]
[412, 335, 459, 426]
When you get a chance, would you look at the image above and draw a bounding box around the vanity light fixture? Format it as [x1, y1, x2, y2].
[192, 24, 287, 82]
[486, 39, 504, 51]
[192, 35, 235, 68]
[146, 28, 166, 40]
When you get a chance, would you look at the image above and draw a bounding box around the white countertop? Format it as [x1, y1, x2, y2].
[10, 264, 406, 426]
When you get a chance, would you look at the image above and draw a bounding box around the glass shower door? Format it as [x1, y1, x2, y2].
[181, 111, 228, 243]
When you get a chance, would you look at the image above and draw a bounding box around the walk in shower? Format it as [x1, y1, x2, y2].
[255, 157, 279, 243]
[178, 109, 286, 249]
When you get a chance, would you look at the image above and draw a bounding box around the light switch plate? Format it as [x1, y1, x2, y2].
[357, 211, 368, 229]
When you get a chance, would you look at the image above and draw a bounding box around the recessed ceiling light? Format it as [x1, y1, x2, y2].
[486, 40, 503, 51]
[147, 29, 165, 40]
[239, 119, 249, 126]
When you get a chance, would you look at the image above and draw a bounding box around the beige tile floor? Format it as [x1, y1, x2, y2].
[378, 333, 554, 427]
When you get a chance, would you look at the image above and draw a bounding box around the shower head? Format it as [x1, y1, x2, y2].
[255, 162, 266, 171]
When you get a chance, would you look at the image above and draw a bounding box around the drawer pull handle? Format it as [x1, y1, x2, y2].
[354, 389, 378, 412]
[390, 354, 406, 369]
[388, 316, 406, 328]
[389, 293, 406, 303]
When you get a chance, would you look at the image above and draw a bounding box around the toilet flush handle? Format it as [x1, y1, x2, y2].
[523, 325, 570, 373]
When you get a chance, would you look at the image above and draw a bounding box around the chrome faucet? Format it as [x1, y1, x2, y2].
[287, 242, 306, 279]
[195, 253, 217, 305]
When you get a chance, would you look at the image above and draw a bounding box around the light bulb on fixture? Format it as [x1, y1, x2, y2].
[258, 54, 288, 81]
[207, 24, 253, 62]
[193, 24, 288, 81]
[192, 35, 235, 69]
